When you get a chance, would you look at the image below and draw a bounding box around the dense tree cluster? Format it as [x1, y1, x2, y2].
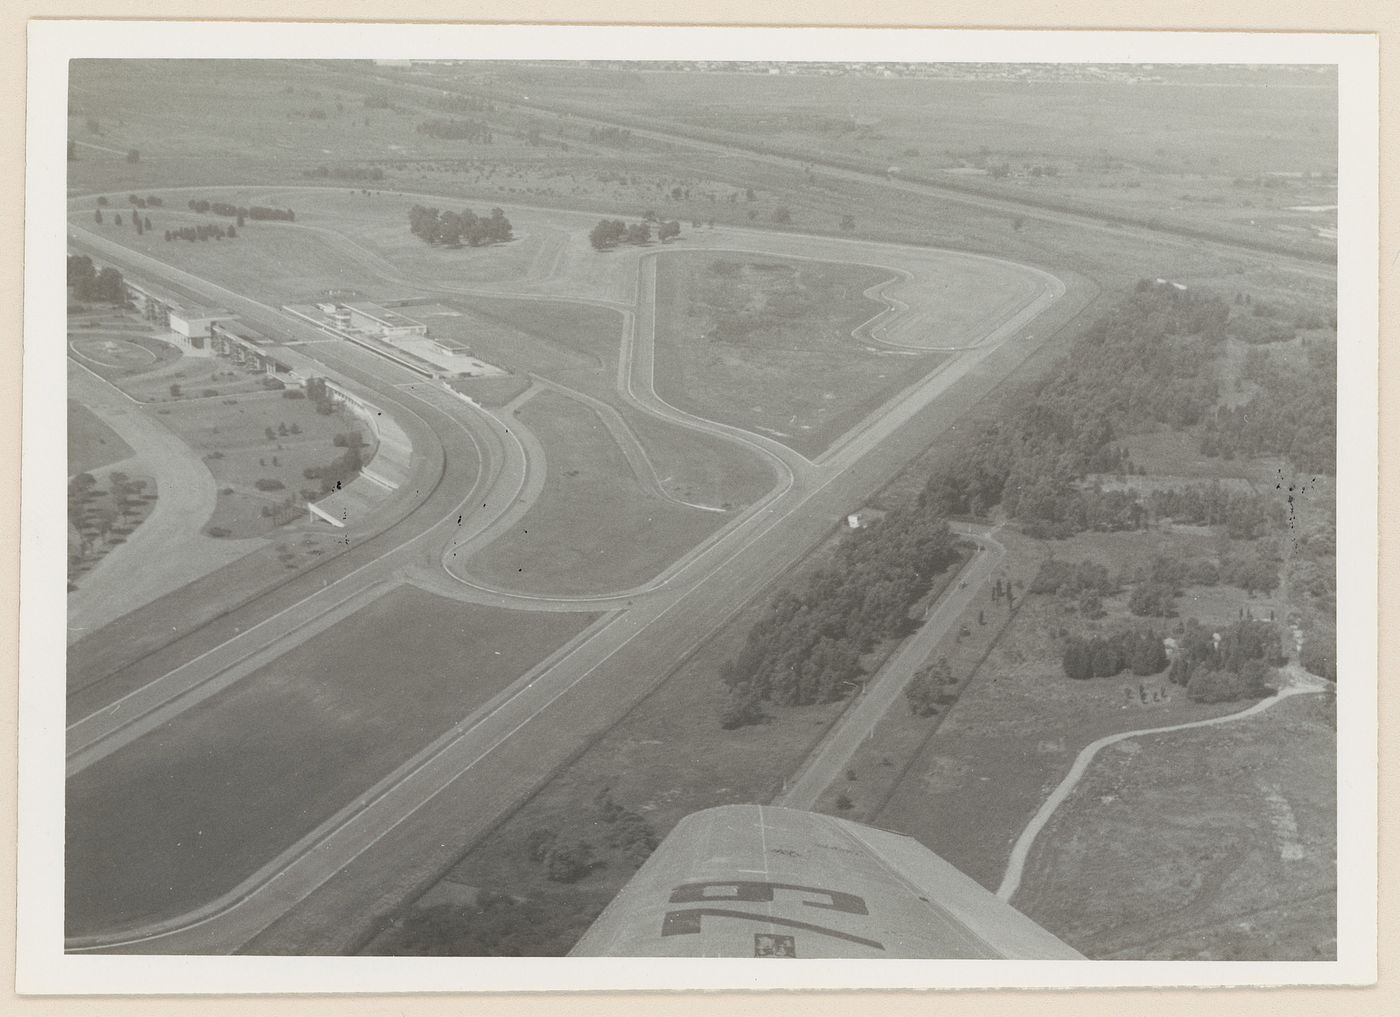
[1200, 342, 1336, 473]
[126, 194, 163, 208]
[1062, 628, 1169, 680]
[1028, 558, 1115, 598]
[588, 218, 659, 250]
[719, 508, 959, 728]
[1145, 481, 1285, 539]
[186, 199, 295, 222]
[66, 256, 125, 303]
[918, 282, 1335, 540]
[416, 118, 494, 143]
[1164, 618, 1285, 703]
[905, 656, 956, 717]
[408, 204, 513, 247]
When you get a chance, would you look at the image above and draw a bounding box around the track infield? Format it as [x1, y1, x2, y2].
[65, 585, 598, 937]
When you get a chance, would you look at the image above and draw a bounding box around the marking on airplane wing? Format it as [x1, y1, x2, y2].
[669, 880, 869, 915]
[661, 908, 885, 951]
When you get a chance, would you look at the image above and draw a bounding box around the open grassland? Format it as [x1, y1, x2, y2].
[69, 332, 182, 387]
[157, 391, 374, 539]
[485, 63, 1336, 256]
[72, 209, 399, 304]
[622, 405, 775, 511]
[652, 252, 949, 456]
[466, 389, 725, 595]
[65, 585, 597, 936]
[1016, 693, 1335, 960]
[443, 292, 777, 510]
[67, 399, 134, 476]
[870, 547, 1247, 891]
[373, 530, 872, 955]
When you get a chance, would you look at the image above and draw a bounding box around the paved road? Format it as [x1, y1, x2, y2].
[63, 213, 1075, 951]
[66, 360, 259, 643]
[337, 66, 1335, 282]
[995, 666, 1332, 904]
[779, 525, 1005, 810]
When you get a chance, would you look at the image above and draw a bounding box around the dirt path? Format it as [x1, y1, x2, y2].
[995, 666, 1330, 903]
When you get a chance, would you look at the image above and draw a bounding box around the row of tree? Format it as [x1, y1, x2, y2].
[1061, 628, 1170, 680]
[186, 199, 296, 224]
[588, 218, 681, 250]
[66, 255, 125, 303]
[719, 507, 960, 728]
[407, 204, 513, 247]
[164, 223, 237, 242]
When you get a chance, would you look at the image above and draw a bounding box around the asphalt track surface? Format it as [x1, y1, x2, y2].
[995, 667, 1333, 904]
[65, 360, 255, 642]
[63, 203, 1075, 952]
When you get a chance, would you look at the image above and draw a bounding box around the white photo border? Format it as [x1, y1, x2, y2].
[19, 19, 1379, 994]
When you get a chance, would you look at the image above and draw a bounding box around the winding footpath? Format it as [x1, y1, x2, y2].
[995, 666, 1331, 903]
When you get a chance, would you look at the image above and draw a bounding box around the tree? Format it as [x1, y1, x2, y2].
[1129, 630, 1168, 676]
[94, 208, 103, 225]
[772, 206, 792, 224]
[542, 839, 594, 883]
[1062, 638, 1094, 680]
[839, 214, 856, 232]
[144, 216, 152, 231]
[113, 213, 122, 226]
[657, 220, 681, 243]
[589, 218, 626, 251]
[1128, 581, 1177, 617]
[907, 672, 940, 722]
[126, 148, 140, 164]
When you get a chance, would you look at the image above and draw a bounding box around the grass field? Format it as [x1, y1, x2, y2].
[67, 399, 134, 476]
[1015, 692, 1336, 960]
[652, 251, 949, 456]
[442, 291, 776, 512]
[65, 585, 598, 935]
[487, 64, 1337, 255]
[157, 391, 375, 538]
[467, 389, 725, 595]
[67, 468, 158, 587]
[866, 526, 1252, 890]
[69, 332, 182, 387]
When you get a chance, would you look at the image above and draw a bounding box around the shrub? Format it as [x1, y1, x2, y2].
[255, 478, 286, 492]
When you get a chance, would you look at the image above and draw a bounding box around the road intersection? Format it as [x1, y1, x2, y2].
[64, 202, 1070, 951]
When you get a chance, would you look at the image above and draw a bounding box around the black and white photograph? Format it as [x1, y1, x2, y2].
[17, 20, 1379, 994]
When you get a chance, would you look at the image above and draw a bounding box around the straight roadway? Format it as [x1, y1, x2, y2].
[334, 64, 1336, 283]
[779, 525, 1005, 811]
[64, 213, 1087, 952]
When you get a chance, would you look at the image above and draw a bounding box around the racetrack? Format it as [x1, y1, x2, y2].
[63, 196, 1077, 953]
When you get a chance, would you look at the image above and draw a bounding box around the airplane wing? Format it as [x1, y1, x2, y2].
[569, 804, 1083, 959]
